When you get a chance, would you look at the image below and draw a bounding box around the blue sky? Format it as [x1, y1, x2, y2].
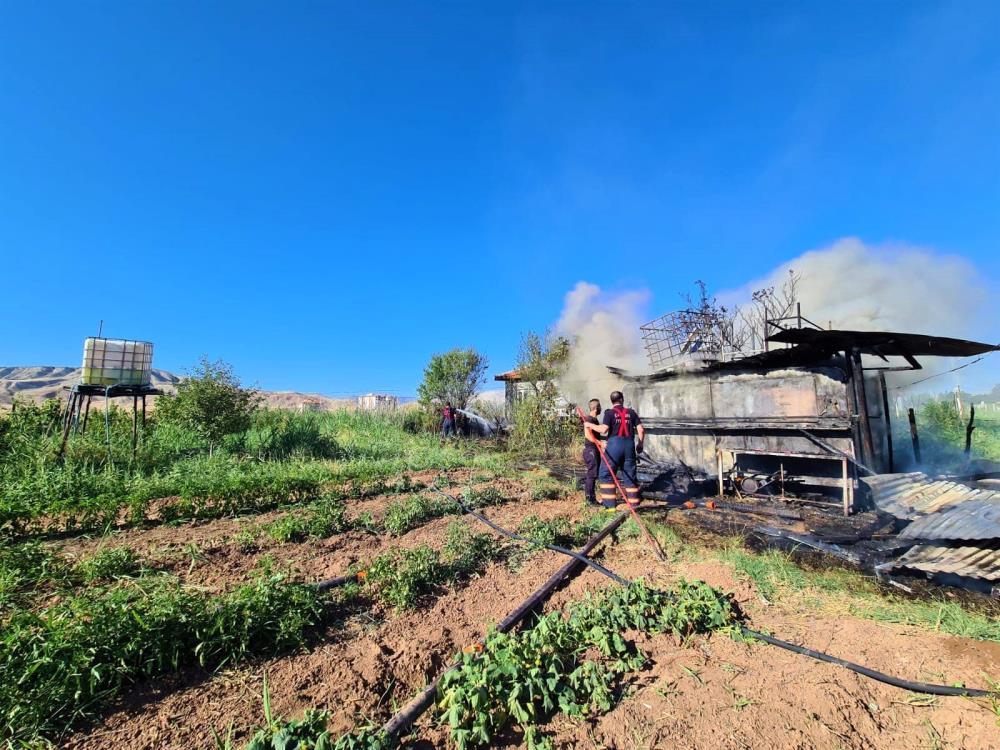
[2, 1, 998, 395]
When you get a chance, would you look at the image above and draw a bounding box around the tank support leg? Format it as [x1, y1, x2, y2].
[131, 395, 139, 460]
[59, 390, 77, 457]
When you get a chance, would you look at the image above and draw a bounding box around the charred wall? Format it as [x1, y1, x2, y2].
[623, 365, 888, 494]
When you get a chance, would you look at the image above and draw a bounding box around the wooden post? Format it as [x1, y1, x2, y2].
[908, 408, 922, 464]
[849, 349, 876, 471]
[844, 353, 862, 464]
[717, 449, 724, 497]
[965, 405, 976, 455]
[841, 457, 850, 516]
[877, 371, 894, 473]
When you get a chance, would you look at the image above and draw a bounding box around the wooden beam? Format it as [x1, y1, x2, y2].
[965, 404, 976, 455]
[877, 371, 893, 472]
[908, 407, 922, 464]
[849, 349, 876, 470]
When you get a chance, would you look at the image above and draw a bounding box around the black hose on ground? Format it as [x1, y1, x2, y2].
[742, 628, 990, 697]
[439, 481, 992, 699]
[379, 511, 629, 739]
[425, 483, 630, 585]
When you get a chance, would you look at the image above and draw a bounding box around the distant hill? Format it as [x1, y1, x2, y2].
[0, 366, 181, 406]
[0, 366, 393, 413]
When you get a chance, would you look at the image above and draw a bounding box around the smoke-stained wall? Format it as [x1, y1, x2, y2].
[622, 366, 887, 481]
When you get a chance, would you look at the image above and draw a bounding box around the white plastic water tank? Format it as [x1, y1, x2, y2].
[81, 338, 153, 386]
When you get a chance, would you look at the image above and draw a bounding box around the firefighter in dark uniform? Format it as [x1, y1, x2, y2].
[581, 398, 603, 505]
[593, 390, 645, 508]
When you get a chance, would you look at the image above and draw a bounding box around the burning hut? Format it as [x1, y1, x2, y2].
[627, 307, 997, 515]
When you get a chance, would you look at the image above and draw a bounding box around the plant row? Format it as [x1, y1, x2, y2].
[1, 517, 515, 745]
[237, 485, 507, 549]
[0, 450, 466, 538]
[0, 569, 329, 744]
[0, 542, 146, 619]
[437, 579, 738, 749]
[221, 579, 738, 750]
[1, 398, 511, 537]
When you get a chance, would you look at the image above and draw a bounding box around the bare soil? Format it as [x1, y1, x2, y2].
[59, 482, 1000, 750]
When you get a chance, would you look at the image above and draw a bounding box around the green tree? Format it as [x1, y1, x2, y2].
[157, 358, 261, 454]
[417, 348, 489, 409]
[515, 332, 570, 397]
[509, 332, 575, 457]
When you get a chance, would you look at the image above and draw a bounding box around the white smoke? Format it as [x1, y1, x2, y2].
[721, 237, 988, 337]
[720, 237, 997, 391]
[554, 282, 650, 405]
[551, 239, 997, 402]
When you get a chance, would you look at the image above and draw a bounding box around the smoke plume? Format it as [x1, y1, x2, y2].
[554, 282, 650, 405]
[721, 237, 988, 338]
[551, 239, 997, 402]
[720, 238, 996, 390]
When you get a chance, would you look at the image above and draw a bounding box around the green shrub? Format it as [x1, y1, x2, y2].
[363, 522, 502, 609]
[241, 410, 340, 461]
[156, 358, 262, 454]
[222, 677, 392, 750]
[0, 542, 73, 616]
[401, 406, 439, 435]
[528, 476, 570, 501]
[463, 485, 504, 508]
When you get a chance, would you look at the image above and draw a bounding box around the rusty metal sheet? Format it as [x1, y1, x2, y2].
[889, 544, 1000, 582]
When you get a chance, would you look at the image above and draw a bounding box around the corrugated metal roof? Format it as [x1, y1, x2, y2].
[888, 544, 1000, 581]
[862, 473, 978, 519]
[899, 498, 1000, 542]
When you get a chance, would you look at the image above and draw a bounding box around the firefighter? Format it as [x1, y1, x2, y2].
[593, 390, 644, 508]
[581, 398, 603, 505]
[441, 401, 457, 439]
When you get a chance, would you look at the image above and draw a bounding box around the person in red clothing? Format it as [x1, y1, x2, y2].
[441, 401, 457, 439]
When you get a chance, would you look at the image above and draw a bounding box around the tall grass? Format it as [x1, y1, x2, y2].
[0, 405, 510, 536]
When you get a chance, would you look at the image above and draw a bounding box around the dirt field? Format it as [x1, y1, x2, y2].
[56, 471, 1000, 750]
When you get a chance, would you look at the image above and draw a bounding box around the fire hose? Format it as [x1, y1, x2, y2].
[574, 405, 667, 562]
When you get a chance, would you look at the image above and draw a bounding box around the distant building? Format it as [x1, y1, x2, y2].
[298, 398, 326, 413]
[357, 393, 398, 411]
[493, 370, 569, 418]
